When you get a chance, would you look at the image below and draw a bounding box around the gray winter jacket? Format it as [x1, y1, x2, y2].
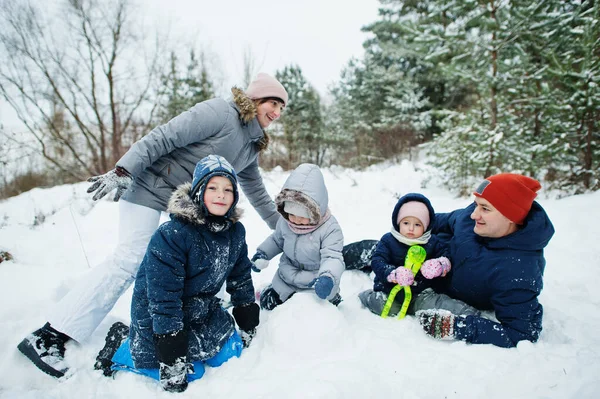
[117, 88, 279, 229]
[257, 164, 345, 299]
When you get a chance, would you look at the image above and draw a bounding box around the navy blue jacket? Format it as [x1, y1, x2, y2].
[372, 194, 448, 300]
[129, 183, 255, 368]
[433, 201, 554, 348]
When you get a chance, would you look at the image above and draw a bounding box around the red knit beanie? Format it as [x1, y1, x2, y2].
[473, 173, 541, 224]
[245, 73, 288, 106]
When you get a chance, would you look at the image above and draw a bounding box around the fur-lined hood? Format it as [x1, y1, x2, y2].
[231, 87, 269, 151]
[167, 183, 242, 225]
[275, 164, 328, 224]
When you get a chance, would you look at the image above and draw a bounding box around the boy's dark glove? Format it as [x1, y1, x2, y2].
[250, 250, 269, 272]
[233, 303, 259, 347]
[154, 330, 190, 393]
[87, 166, 133, 201]
[417, 310, 456, 340]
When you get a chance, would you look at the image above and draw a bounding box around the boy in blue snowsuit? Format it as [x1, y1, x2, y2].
[359, 193, 479, 317]
[94, 155, 259, 393]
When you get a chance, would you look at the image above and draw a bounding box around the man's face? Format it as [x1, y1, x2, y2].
[470, 197, 517, 238]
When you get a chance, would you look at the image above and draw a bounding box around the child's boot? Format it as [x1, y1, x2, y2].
[94, 321, 130, 377]
[329, 293, 343, 306]
[259, 286, 283, 310]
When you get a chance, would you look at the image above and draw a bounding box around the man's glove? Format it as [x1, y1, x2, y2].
[309, 275, 334, 299]
[417, 310, 456, 340]
[250, 251, 269, 273]
[387, 266, 414, 286]
[421, 257, 452, 279]
[87, 166, 133, 201]
[232, 303, 260, 348]
[154, 330, 190, 393]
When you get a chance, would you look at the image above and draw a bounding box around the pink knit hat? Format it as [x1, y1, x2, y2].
[397, 201, 430, 230]
[245, 73, 288, 106]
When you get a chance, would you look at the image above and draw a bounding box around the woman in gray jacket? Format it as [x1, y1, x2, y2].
[251, 163, 345, 310]
[17, 73, 288, 379]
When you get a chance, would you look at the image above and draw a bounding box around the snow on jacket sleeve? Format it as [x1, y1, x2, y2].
[454, 268, 544, 348]
[371, 235, 399, 283]
[317, 221, 345, 286]
[256, 219, 285, 259]
[117, 100, 227, 177]
[237, 159, 280, 230]
[225, 224, 256, 307]
[144, 223, 188, 335]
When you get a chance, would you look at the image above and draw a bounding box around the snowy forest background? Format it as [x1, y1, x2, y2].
[0, 0, 599, 199]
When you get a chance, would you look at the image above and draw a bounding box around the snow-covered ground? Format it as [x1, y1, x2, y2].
[1, 160, 599, 399]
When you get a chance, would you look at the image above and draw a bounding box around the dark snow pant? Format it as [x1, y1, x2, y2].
[359, 288, 480, 318]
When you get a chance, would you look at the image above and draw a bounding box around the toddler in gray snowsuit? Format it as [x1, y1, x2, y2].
[251, 164, 345, 310]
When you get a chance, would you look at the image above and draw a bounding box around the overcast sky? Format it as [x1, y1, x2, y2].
[0, 1, 381, 133]
[142, 0, 381, 97]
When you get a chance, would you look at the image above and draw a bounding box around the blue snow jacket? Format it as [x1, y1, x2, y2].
[433, 201, 554, 348]
[372, 194, 448, 300]
[129, 183, 255, 368]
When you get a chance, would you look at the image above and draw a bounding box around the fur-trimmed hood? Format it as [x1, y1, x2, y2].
[167, 183, 242, 225]
[231, 87, 269, 151]
[275, 164, 328, 225]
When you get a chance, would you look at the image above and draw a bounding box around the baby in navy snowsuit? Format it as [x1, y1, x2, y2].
[359, 193, 476, 317]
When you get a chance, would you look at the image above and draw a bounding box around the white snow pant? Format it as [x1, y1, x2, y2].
[47, 200, 161, 343]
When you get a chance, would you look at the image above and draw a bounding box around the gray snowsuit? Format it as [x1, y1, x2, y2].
[118, 87, 279, 229]
[257, 164, 345, 302]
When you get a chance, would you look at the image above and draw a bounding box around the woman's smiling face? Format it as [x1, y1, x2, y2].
[256, 99, 285, 128]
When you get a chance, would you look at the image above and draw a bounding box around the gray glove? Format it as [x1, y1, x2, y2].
[87, 166, 133, 201]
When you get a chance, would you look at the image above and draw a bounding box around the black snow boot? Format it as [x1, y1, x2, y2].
[329, 293, 343, 307]
[17, 322, 72, 378]
[259, 286, 284, 310]
[94, 321, 130, 377]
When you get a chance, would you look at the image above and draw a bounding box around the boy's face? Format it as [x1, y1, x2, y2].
[203, 176, 234, 216]
[288, 214, 311, 225]
[470, 197, 517, 238]
[399, 216, 425, 238]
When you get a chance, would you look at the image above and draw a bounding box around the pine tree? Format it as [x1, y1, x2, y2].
[158, 50, 215, 123]
[275, 66, 326, 167]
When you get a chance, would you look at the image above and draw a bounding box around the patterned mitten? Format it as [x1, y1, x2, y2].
[420, 257, 452, 279]
[387, 266, 414, 286]
[417, 310, 456, 340]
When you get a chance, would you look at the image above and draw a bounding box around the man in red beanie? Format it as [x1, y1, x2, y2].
[413, 173, 555, 348]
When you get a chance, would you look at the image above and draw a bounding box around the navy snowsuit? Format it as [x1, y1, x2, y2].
[371, 193, 449, 301]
